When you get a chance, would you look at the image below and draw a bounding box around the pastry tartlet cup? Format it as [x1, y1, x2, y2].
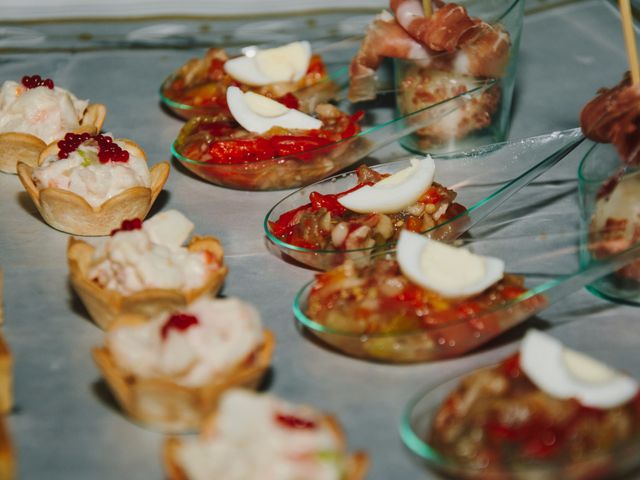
[162, 410, 369, 479]
[0, 103, 106, 174]
[16, 139, 170, 236]
[68, 234, 228, 330]
[93, 315, 275, 433]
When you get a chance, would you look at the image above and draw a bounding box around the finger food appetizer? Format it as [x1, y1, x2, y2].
[68, 210, 228, 330]
[580, 73, 640, 285]
[173, 86, 366, 190]
[163, 389, 369, 479]
[349, 1, 511, 148]
[0, 75, 106, 173]
[93, 297, 273, 432]
[17, 132, 169, 235]
[298, 231, 544, 362]
[269, 157, 464, 259]
[161, 41, 338, 119]
[422, 330, 640, 478]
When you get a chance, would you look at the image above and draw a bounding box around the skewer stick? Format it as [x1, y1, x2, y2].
[422, 0, 433, 17]
[0, 270, 3, 325]
[619, 0, 640, 85]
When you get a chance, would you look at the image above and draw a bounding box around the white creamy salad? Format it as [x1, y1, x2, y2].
[107, 298, 264, 387]
[89, 210, 214, 295]
[177, 390, 346, 480]
[32, 134, 150, 208]
[0, 80, 88, 143]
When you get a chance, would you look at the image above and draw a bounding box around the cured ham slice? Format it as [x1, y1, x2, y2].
[348, 1, 511, 102]
[580, 72, 640, 166]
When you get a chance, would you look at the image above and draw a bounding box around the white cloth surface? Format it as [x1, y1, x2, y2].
[4, 0, 386, 20]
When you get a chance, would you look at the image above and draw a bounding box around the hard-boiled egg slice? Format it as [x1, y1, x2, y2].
[338, 157, 436, 214]
[223, 41, 312, 86]
[143, 210, 194, 249]
[397, 231, 504, 298]
[520, 330, 639, 409]
[226, 87, 322, 135]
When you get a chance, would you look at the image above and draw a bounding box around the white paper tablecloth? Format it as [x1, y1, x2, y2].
[4, 0, 386, 20]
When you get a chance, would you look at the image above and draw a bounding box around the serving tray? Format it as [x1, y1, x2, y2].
[0, 1, 639, 479]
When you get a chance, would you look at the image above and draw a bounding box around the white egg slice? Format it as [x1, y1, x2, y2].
[226, 87, 322, 135]
[338, 157, 436, 214]
[223, 41, 312, 86]
[143, 209, 194, 248]
[520, 329, 639, 409]
[397, 231, 505, 298]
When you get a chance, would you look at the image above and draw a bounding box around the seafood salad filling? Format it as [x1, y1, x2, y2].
[177, 390, 348, 480]
[106, 298, 264, 387]
[32, 133, 150, 208]
[430, 330, 640, 472]
[269, 159, 465, 251]
[0, 76, 88, 143]
[88, 211, 220, 295]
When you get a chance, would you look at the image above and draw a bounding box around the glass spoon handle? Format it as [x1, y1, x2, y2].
[525, 240, 640, 306]
[428, 128, 586, 241]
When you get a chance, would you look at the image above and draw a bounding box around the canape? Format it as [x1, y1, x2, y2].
[68, 210, 228, 330]
[172, 86, 366, 190]
[404, 330, 640, 479]
[349, 1, 522, 151]
[0, 74, 106, 173]
[268, 157, 465, 264]
[160, 42, 338, 119]
[93, 298, 274, 432]
[163, 389, 368, 479]
[296, 231, 545, 362]
[579, 73, 640, 303]
[17, 132, 169, 235]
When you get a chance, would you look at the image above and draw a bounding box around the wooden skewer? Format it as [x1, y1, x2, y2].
[619, 0, 640, 85]
[422, 0, 433, 17]
[0, 270, 3, 325]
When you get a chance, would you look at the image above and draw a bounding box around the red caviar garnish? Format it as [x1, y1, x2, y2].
[57, 133, 129, 163]
[21, 74, 54, 90]
[275, 413, 317, 430]
[161, 313, 200, 340]
[110, 218, 143, 236]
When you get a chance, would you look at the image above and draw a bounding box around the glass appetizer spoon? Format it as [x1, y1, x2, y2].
[400, 330, 640, 480]
[292, 229, 640, 363]
[171, 79, 496, 191]
[265, 128, 585, 270]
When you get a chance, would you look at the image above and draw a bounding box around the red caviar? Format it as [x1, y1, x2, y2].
[57, 133, 129, 163]
[110, 218, 143, 236]
[21, 74, 54, 90]
[161, 313, 200, 340]
[275, 413, 317, 430]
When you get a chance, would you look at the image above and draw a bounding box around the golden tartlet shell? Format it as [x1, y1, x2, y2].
[0, 103, 106, 174]
[17, 138, 170, 236]
[163, 410, 369, 480]
[68, 234, 228, 330]
[93, 313, 274, 433]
